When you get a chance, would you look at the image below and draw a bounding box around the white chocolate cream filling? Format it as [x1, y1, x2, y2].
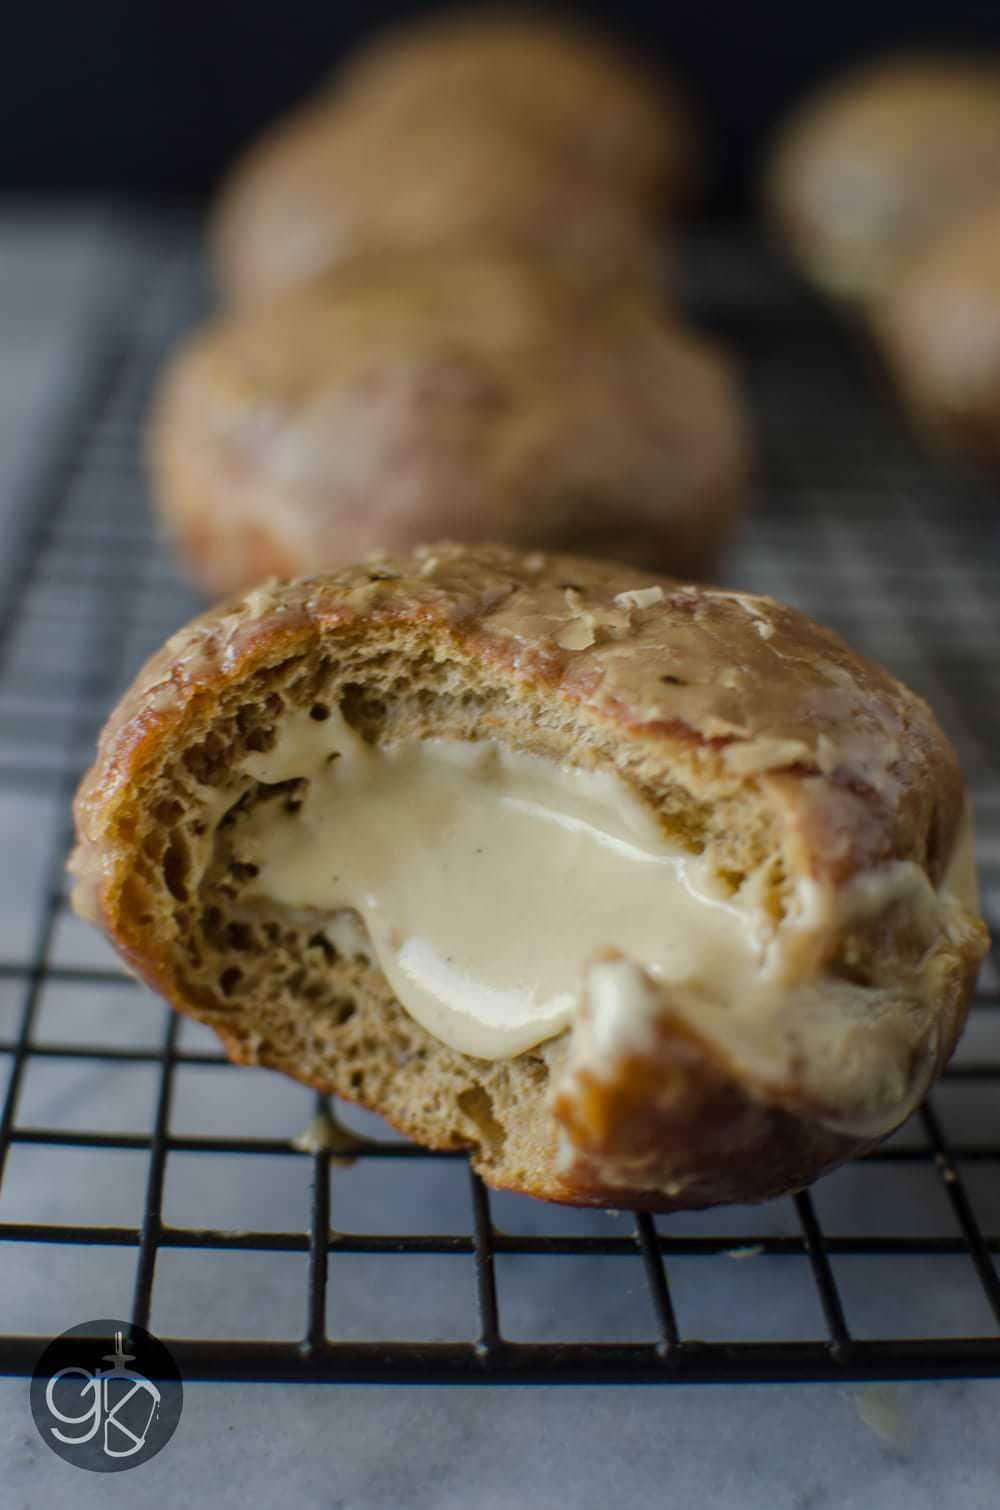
[219, 704, 979, 1091]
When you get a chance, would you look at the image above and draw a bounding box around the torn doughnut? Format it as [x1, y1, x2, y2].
[69, 544, 988, 1210]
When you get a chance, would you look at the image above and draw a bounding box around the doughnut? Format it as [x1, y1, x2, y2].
[148, 247, 750, 597]
[69, 544, 987, 1210]
[875, 198, 1000, 462]
[334, 7, 696, 217]
[764, 54, 1000, 304]
[212, 9, 695, 304]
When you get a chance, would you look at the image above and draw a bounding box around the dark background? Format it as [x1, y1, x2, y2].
[4, 1, 1000, 208]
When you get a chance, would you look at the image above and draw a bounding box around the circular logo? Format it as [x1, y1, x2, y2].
[30, 1319, 182, 1472]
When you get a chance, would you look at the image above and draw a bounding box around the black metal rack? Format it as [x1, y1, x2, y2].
[0, 212, 999, 1385]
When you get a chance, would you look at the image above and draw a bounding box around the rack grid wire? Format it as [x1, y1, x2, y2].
[0, 211, 999, 1385]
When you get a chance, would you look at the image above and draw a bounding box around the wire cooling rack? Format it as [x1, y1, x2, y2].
[0, 209, 999, 1385]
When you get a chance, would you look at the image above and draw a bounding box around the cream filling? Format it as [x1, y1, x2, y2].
[230, 706, 770, 1059]
[216, 704, 979, 1132]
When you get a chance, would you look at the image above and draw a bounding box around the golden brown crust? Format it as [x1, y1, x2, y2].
[70, 544, 988, 1209]
[211, 9, 693, 305]
[874, 198, 1000, 461]
[763, 54, 1000, 304]
[147, 249, 750, 597]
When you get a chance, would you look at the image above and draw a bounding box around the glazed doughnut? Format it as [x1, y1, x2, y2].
[212, 9, 694, 304]
[147, 247, 750, 597]
[334, 7, 697, 216]
[69, 544, 987, 1211]
[875, 199, 1000, 462]
[213, 107, 661, 307]
[764, 54, 1000, 304]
